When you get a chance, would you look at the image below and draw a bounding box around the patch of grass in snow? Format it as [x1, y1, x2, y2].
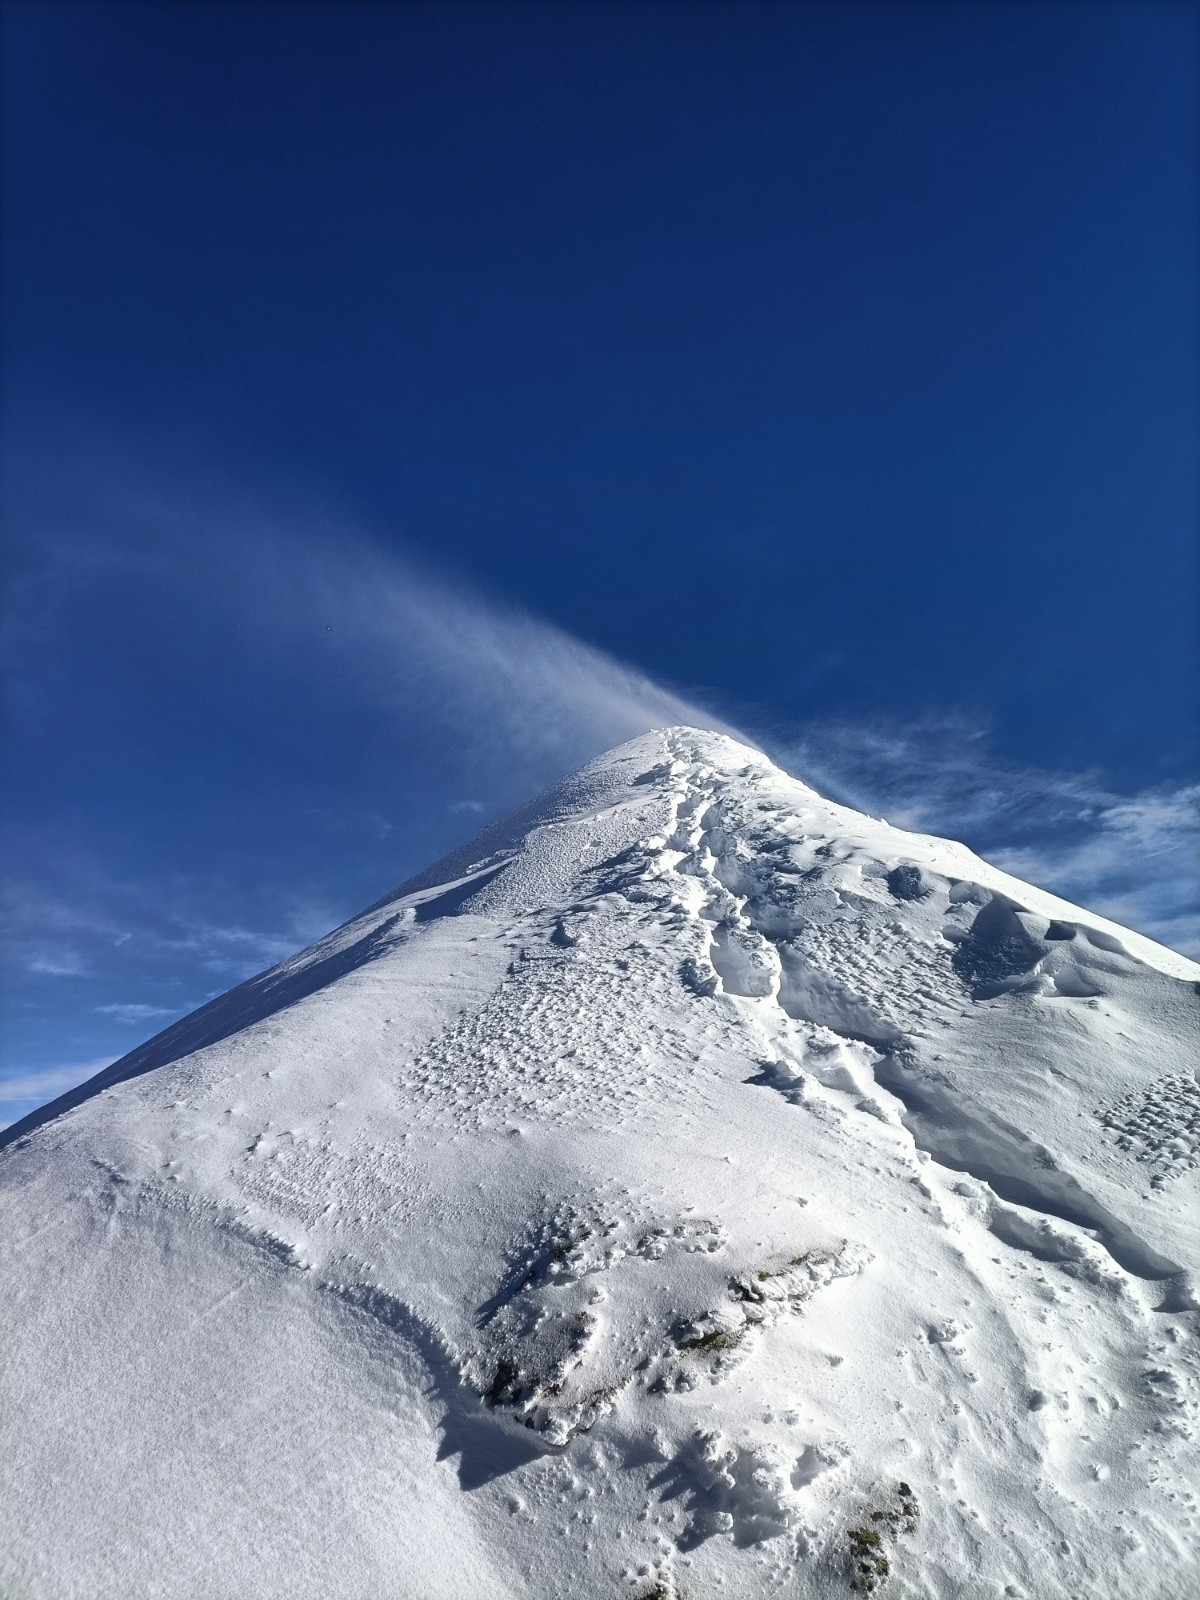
[677, 1325, 746, 1355]
[848, 1526, 889, 1591]
[753, 1253, 810, 1283]
[747, 1245, 837, 1284]
[847, 1482, 919, 1592]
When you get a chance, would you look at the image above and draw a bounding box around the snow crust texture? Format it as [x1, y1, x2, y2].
[3, 727, 1199, 1599]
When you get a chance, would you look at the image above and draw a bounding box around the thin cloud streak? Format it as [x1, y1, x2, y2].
[1, 877, 330, 987]
[95, 1002, 176, 1023]
[0, 1058, 115, 1127]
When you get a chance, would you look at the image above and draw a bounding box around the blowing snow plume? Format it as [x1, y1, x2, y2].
[239, 521, 727, 774]
[5, 472, 727, 800]
[1, 474, 736, 1125]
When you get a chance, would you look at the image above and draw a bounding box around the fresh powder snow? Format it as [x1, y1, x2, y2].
[2, 726, 1197, 1599]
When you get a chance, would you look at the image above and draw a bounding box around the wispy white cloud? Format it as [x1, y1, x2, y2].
[0, 882, 128, 978]
[2, 878, 326, 988]
[0, 1057, 114, 1126]
[25, 954, 89, 977]
[987, 787, 1200, 957]
[156, 920, 312, 972]
[778, 714, 1200, 957]
[95, 1002, 176, 1023]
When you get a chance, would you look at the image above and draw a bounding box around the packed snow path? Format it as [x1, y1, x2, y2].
[2, 728, 1198, 1599]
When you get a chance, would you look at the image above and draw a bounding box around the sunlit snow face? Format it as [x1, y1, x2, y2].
[4, 724, 1197, 1600]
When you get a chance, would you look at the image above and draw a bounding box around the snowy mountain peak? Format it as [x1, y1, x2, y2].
[3, 727, 1199, 1598]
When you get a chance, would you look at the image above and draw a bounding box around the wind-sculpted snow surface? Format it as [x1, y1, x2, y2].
[2, 728, 1199, 1599]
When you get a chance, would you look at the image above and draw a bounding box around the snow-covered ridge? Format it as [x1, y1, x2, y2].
[3, 726, 1198, 1598]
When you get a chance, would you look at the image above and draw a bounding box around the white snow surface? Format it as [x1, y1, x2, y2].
[3, 727, 1199, 1600]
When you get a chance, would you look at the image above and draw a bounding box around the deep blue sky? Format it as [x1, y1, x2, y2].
[2, 1, 1198, 1121]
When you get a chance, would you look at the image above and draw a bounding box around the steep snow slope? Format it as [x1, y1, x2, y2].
[3, 727, 1198, 1600]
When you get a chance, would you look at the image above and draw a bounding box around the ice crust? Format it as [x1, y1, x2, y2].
[2, 727, 1198, 1598]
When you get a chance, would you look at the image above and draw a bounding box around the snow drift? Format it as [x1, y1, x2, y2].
[2, 727, 1198, 1599]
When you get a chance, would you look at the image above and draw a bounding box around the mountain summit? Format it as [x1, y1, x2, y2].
[3, 727, 1198, 1598]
